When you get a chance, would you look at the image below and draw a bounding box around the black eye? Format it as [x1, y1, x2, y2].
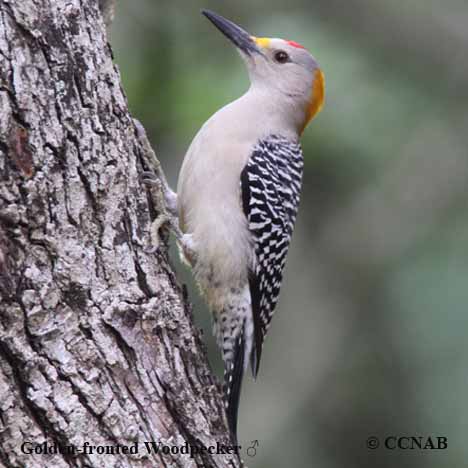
[274, 50, 289, 64]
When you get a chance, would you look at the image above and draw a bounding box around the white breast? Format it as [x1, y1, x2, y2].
[176, 90, 298, 294]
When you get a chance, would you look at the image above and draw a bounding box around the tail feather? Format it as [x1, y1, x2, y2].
[249, 272, 263, 379]
[225, 330, 245, 444]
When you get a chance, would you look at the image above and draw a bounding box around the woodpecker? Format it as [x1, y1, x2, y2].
[142, 10, 324, 442]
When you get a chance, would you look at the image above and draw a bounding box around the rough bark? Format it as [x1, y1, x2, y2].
[0, 1, 239, 467]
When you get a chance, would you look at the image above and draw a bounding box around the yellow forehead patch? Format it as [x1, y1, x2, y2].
[252, 37, 271, 48]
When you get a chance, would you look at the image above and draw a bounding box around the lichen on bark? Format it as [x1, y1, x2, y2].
[0, 1, 239, 466]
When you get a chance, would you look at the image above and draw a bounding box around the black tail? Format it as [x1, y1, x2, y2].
[248, 272, 263, 379]
[225, 330, 245, 445]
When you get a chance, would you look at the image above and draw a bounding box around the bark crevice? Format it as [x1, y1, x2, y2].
[0, 1, 239, 467]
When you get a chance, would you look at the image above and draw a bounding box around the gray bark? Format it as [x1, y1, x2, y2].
[0, 1, 239, 467]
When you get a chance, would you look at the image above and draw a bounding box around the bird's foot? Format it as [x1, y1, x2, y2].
[134, 118, 182, 251]
[139, 171, 182, 251]
[134, 120, 195, 258]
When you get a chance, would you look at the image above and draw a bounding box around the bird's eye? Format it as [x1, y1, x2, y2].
[274, 50, 289, 64]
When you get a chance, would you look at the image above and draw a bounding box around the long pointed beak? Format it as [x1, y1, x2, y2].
[202, 10, 260, 56]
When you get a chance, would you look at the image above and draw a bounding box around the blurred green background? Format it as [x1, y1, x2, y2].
[111, 1, 468, 466]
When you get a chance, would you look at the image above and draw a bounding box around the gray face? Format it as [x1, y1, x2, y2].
[254, 38, 318, 72]
[244, 38, 321, 101]
[202, 11, 324, 122]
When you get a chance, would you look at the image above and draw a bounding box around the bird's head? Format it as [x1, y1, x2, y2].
[202, 9, 325, 134]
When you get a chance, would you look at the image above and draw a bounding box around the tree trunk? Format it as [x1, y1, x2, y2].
[0, 1, 239, 467]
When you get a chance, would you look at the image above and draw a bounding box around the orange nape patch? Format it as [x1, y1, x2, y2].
[301, 69, 325, 134]
[287, 40, 305, 49]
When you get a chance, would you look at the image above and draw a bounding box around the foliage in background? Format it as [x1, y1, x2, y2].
[112, 2, 468, 466]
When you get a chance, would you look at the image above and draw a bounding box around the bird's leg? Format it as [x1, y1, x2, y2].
[134, 119, 181, 249]
[143, 173, 197, 263]
[140, 172, 182, 249]
[134, 119, 197, 261]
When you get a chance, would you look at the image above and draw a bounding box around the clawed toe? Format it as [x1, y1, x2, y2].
[144, 244, 160, 255]
[140, 171, 160, 187]
[134, 119, 181, 252]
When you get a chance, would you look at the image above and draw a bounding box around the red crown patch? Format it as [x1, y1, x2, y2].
[287, 40, 306, 49]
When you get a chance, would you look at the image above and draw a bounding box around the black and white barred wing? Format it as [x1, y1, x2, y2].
[240, 135, 304, 376]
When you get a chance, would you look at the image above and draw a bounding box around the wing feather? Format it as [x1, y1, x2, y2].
[240, 135, 304, 377]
